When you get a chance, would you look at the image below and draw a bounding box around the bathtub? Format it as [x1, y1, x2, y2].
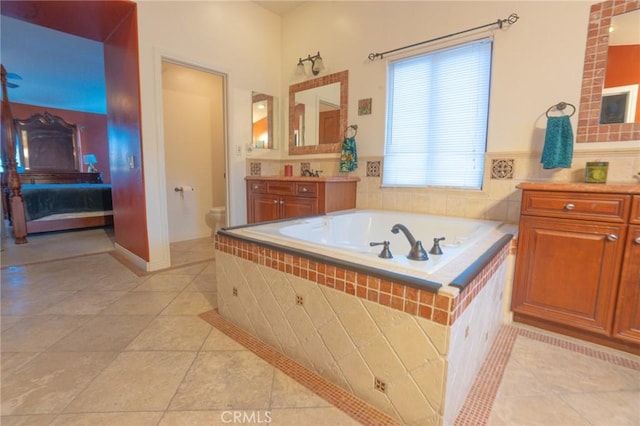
[223, 209, 509, 291]
[215, 209, 514, 425]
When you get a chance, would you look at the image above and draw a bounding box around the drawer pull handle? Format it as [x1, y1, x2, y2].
[301, 187, 308, 192]
[280, 200, 285, 205]
[273, 200, 278, 204]
[607, 234, 618, 242]
[634, 237, 640, 245]
[565, 203, 575, 210]
[254, 185, 259, 190]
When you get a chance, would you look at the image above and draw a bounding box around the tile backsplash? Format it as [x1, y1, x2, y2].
[246, 148, 640, 224]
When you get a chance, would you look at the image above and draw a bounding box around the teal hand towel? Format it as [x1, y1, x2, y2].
[541, 115, 574, 169]
[340, 136, 358, 172]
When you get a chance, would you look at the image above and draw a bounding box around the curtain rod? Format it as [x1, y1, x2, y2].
[367, 13, 519, 61]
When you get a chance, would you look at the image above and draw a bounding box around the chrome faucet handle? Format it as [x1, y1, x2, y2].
[429, 237, 445, 255]
[370, 241, 393, 259]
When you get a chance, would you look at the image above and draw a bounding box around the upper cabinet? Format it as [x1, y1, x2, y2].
[288, 70, 348, 155]
[577, 0, 640, 142]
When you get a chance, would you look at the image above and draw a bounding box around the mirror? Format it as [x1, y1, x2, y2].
[252, 92, 274, 149]
[577, 1, 640, 142]
[289, 70, 348, 155]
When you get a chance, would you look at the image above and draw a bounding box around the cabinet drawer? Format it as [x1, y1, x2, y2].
[521, 191, 630, 222]
[295, 182, 317, 197]
[266, 181, 295, 195]
[631, 196, 640, 225]
[248, 181, 267, 193]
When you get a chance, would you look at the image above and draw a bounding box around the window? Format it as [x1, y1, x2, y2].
[383, 39, 493, 189]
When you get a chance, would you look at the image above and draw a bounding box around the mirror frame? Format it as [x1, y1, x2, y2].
[577, 0, 640, 142]
[289, 70, 348, 155]
[252, 92, 274, 149]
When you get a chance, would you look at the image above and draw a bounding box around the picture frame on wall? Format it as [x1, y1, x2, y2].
[600, 84, 638, 124]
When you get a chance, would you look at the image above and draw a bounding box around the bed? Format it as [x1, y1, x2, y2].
[1, 69, 113, 244]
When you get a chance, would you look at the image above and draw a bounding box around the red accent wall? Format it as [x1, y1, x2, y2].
[104, 8, 149, 261]
[2, 0, 149, 262]
[10, 102, 110, 183]
[605, 45, 640, 122]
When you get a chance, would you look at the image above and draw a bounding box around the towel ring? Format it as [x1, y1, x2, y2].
[345, 124, 358, 138]
[546, 102, 576, 118]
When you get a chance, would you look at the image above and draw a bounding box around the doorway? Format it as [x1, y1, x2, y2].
[161, 61, 226, 244]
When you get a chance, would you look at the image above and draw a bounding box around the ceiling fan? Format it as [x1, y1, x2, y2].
[1, 65, 22, 88]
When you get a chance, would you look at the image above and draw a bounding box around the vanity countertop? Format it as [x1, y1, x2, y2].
[517, 182, 640, 194]
[245, 175, 360, 182]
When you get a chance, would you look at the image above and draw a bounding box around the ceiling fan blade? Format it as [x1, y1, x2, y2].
[6, 72, 22, 80]
[6, 82, 20, 88]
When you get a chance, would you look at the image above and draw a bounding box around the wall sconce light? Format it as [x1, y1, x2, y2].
[83, 153, 98, 172]
[296, 51, 325, 76]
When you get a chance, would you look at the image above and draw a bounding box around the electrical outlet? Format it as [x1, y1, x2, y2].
[235, 145, 242, 156]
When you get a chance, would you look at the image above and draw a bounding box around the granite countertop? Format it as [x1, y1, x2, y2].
[245, 175, 360, 182]
[517, 182, 640, 194]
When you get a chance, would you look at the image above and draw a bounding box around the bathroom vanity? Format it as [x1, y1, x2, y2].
[512, 183, 640, 354]
[245, 176, 358, 223]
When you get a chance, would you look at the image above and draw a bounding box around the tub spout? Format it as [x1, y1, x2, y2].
[390, 224, 428, 261]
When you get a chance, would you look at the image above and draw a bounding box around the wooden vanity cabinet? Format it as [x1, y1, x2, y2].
[512, 184, 640, 354]
[612, 196, 640, 344]
[246, 176, 358, 224]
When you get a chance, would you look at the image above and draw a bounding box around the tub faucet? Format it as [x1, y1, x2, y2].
[391, 224, 428, 261]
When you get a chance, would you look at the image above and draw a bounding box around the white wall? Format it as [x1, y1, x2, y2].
[136, 1, 282, 269]
[281, 1, 591, 156]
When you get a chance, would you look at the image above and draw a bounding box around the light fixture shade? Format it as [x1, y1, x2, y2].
[83, 154, 97, 165]
[295, 60, 305, 76]
[312, 56, 324, 74]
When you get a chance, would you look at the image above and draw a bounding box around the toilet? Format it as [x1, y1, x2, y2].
[205, 206, 226, 238]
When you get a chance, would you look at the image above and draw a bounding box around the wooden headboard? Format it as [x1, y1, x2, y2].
[14, 112, 80, 172]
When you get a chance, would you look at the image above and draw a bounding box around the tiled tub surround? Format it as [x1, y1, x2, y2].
[215, 218, 512, 425]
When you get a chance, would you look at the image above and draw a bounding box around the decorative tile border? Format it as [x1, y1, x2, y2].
[250, 162, 261, 176]
[454, 324, 640, 425]
[200, 309, 400, 426]
[215, 234, 509, 326]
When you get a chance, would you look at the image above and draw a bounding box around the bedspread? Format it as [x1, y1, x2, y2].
[21, 184, 112, 221]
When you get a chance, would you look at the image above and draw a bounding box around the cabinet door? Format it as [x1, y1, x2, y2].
[513, 216, 626, 335]
[612, 225, 640, 344]
[251, 193, 280, 223]
[281, 196, 317, 220]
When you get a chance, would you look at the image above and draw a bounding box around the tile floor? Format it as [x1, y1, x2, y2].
[1, 230, 639, 425]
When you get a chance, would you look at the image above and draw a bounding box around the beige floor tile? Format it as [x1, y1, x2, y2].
[184, 273, 217, 292]
[494, 358, 549, 399]
[270, 370, 333, 409]
[487, 394, 592, 426]
[1, 351, 117, 415]
[98, 291, 179, 315]
[269, 407, 362, 425]
[162, 262, 209, 276]
[160, 291, 217, 315]
[64, 351, 196, 412]
[0, 414, 57, 425]
[40, 290, 127, 315]
[49, 412, 163, 425]
[0, 315, 24, 332]
[159, 410, 242, 426]
[560, 390, 640, 426]
[133, 274, 194, 292]
[1, 291, 77, 316]
[200, 327, 247, 352]
[169, 351, 274, 411]
[1, 352, 40, 378]
[48, 315, 155, 352]
[1, 315, 92, 352]
[510, 337, 639, 393]
[126, 316, 212, 351]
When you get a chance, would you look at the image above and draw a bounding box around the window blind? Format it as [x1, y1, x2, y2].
[383, 38, 493, 189]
